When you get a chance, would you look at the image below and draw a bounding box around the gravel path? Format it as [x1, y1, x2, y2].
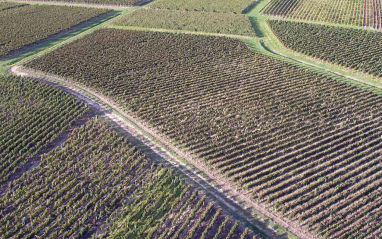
[10, 65, 320, 239]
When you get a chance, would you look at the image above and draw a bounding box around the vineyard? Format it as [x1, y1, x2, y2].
[262, 0, 382, 30]
[0, 75, 88, 186]
[148, 0, 255, 14]
[114, 8, 256, 36]
[28, 0, 144, 6]
[26, 29, 382, 238]
[0, 117, 259, 239]
[268, 20, 382, 77]
[0, 3, 110, 57]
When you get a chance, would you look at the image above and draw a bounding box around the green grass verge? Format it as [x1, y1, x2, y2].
[10, 0, 134, 9]
[244, 0, 382, 93]
[3, 1, 382, 238]
[20, 69, 271, 238]
[0, 8, 133, 75]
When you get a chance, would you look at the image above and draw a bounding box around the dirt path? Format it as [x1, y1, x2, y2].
[10, 66, 319, 239]
[0, 11, 116, 61]
[263, 43, 382, 91]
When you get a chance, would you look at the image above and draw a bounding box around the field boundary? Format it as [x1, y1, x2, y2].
[258, 0, 382, 31]
[109, 25, 256, 39]
[259, 40, 382, 91]
[107, 5, 382, 93]
[263, 21, 382, 84]
[9, 66, 290, 239]
[3, 1, 381, 238]
[0, 11, 116, 61]
[263, 16, 382, 32]
[244, 0, 382, 91]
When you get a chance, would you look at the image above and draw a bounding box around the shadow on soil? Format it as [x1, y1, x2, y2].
[0, 11, 120, 66]
[249, 16, 265, 37]
[106, 116, 288, 239]
[242, 0, 260, 14]
[0, 109, 97, 198]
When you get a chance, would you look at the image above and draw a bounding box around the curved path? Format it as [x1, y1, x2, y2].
[4, 1, 382, 238]
[10, 66, 289, 239]
[244, 0, 382, 90]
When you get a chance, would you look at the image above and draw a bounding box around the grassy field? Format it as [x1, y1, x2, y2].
[26, 28, 382, 238]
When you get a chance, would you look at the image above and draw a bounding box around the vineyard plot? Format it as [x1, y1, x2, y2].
[148, 0, 255, 13]
[27, 29, 382, 238]
[262, 0, 382, 30]
[28, 0, 145, 6]
[0, 118, 259, 239]
[0, 4, 110, 57]
[268, 20, 382, 77]
[0, 75, 88, 186]
[114, 8, 256, 36]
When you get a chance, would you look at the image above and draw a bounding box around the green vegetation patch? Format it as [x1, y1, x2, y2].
[0, 75, 89, 185]
[115, 8, 256, 36]
[0, 4, 110, 57]
[149, 0, 255, 13]
[1, 117, 259, 238]
[27, 29, 382, 238]
[268, 20, 382, 77]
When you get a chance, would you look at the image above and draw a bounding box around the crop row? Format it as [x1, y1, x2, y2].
[0, 4, 110, 57]
[268, 20, 382, 77]
[262, 0, 382, 30]
[0, 117, 259, 238]
[0, 75, 88, 185]
[33, 0, 143, 6]
[114, 8, 256, 36]
[148, 0, 255, 14]
[26, 29, 382, 238]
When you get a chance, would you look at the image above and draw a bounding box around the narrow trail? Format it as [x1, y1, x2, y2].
[5, 1, 381, 238]
[245, 0, 382, 91]
[267, 47, 382, 91]
[0, 11, 116, 61]
[10, 66, 289, 239]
